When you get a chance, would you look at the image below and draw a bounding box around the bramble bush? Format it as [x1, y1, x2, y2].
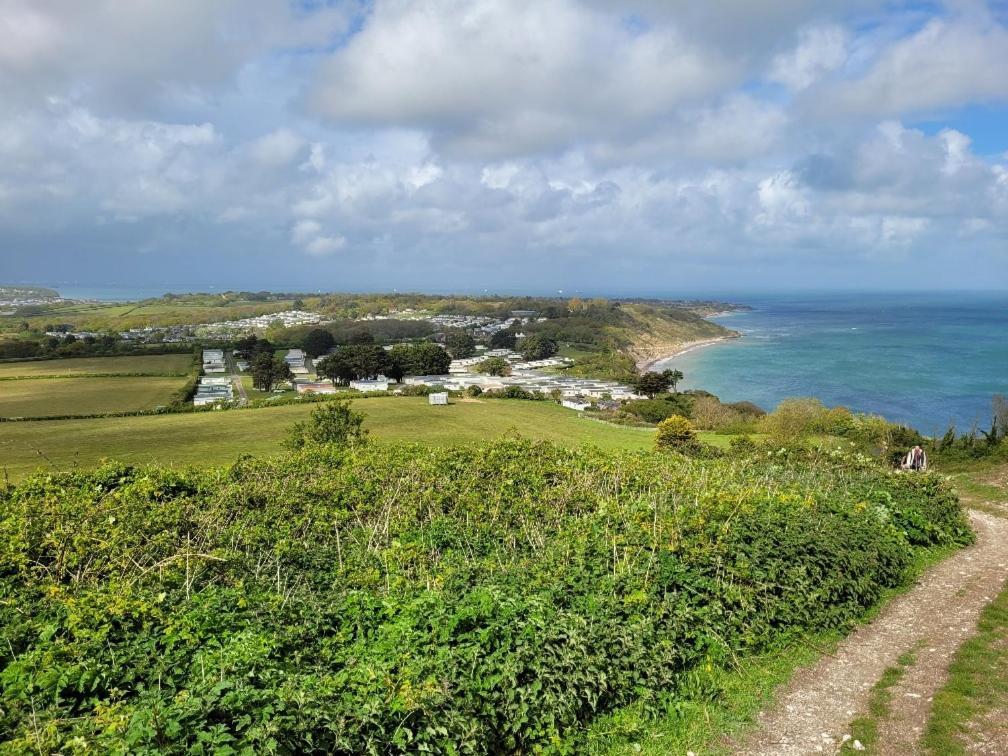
[0, 439, 971, 753]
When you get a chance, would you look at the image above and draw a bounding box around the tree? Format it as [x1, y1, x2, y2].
[519, 334, 558, 361]
[316, 345, 389, 384]
[285, 399, 368, 450]
[316, 351, 354, 386]
[476, 356, 511, 376]
[348, 330, 374, 345]
[634, 371, 671, 399]
[293, 298, 306, 309]
[388, 342, 451, 377]
[445, 331, 476, 359]
[655, 415, 697, 451]
[302, 328, 335, 358]
[351, 345, 390, 379]
[489, 330, 517, 350]
[664, 369, 684, 393]
[251, 352, 292, 392]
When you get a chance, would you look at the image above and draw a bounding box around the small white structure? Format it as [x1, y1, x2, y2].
[295, 381, 337, 395]
[202, 349, 226, 373]
[194, 375, 233, 406]
[285, 348, 309, 375]
[562, 398, 592, 411]
[429, 392, 449, 406]
[350, 378, 389, 392]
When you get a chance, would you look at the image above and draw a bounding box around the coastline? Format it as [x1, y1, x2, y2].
[636, 334, 739, 373]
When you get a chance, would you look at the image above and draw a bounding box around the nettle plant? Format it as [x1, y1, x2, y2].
[0, 439, 970, 753]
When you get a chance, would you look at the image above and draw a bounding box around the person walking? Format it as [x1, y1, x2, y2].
[902, 445, 928, 471]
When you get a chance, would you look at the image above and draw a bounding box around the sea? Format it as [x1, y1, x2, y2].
[653, 292, 1008, 436]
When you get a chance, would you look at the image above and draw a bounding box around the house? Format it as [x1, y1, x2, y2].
[429, 392, 449, 405]
[295, 381, 337, 395]
[284, 348, 309, 375]
[202, 349, 226, 373]
[193, 375, 233, 406]
[350, 378, 389, 392]
[562, 398, 592, 411]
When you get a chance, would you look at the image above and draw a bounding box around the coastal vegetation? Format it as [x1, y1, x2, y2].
[0, 436, 970, 752]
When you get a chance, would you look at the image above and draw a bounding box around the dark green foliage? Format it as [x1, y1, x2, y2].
[316, 345, 389, 385]
[285, 398, 367, 450]
[301, 328, 335, 358]
[444, 330, 476, 359]
[489, 330, 516, 349]
[0, 440, 970, 753]
[623, 395, 694, 424]
[634, 371, 672, 398]
[519, 334, 558, 361]
[387, 342, 450, 377]
[250, 351, 292, 392]
[475, 356, 511, 376]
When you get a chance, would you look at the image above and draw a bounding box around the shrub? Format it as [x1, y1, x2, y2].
[285, 398, 368, 450]
[475, 356, 511, 376]
[655, 414, 696, 450]
[0, 440, 971, 753]
[623, 397, 692, 424]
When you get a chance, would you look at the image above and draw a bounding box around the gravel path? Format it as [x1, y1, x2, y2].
[737, 510, 1008, 755]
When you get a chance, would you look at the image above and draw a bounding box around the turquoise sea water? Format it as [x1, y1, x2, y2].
[656, 292, 1008, 435]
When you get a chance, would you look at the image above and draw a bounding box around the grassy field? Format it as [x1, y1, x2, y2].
[0, 353, 193, 378]
[0, 376, 187, 419]
[2, 296, 307, 334]
[0, 397, 688, 481]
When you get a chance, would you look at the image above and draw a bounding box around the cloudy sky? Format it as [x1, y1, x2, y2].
[1, 0, 1007, 295]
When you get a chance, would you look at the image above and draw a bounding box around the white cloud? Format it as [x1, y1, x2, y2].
[813, 17, 1008, 116]
[305, 235, 347, 257]
[308, 0, 739, 157]
[769, 25, 849, 90]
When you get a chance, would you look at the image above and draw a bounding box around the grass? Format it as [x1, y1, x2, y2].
[0, 376, 187, 421]
[923, 580, 1008, 754]
[0, 397, 674, 480]
[0, 353, 194, 378]
[840, 646, 920, 753]
[0, 376, 188, 420]
[583, 544, 959, 754]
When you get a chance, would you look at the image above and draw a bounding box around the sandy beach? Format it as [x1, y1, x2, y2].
[636, 334, 738, 373]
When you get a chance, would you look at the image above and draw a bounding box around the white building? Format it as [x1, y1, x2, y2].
[285, 348, 309, 375]
[202, 349, 226, 373]
[429, 392, 449, 405]
[193, 375, 233, 406]
[561, 398, 592, 411]
[295, 381, 338, 395]
[350, 378, 389, 392]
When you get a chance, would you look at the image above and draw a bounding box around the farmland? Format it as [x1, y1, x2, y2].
[0, 353, 193, 378]
[0, 376, 189, 419]
[0, 397, 666, 480]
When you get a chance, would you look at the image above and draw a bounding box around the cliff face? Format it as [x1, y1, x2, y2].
[612, 304, 738, 369]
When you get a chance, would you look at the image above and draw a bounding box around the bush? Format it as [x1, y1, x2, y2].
[623, 395, 693, 424]
[475, 356, 511, 376]
[0, 440, 971, 753]
[285, 398, 368, 450]
[655, 415, 696, 450]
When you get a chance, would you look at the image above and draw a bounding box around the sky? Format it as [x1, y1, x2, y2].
[0, 0, 1007, 296]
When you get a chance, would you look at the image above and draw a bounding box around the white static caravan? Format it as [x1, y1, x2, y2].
[429, 392, 449, 406]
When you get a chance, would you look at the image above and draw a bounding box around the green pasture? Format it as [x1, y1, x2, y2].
[0, 376, 187, 420]
[0, 397, 709, 481]
[0, 353, 193, 378]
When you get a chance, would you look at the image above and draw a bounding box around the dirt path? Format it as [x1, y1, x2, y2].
[737, 510, 1008, 755]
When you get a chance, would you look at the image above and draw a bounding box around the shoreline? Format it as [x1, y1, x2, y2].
[637, 334, 739, 373]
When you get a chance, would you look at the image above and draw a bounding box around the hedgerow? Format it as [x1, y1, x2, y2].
[0, 440, 970, 753]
